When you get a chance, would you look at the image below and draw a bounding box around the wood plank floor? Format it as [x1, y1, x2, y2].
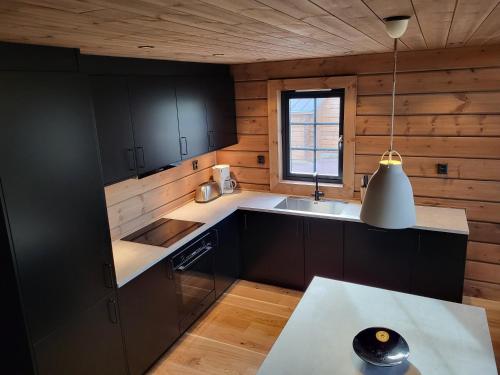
[149, 280, 500, 374]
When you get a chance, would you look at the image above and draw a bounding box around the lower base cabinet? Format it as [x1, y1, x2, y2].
[344, 222, 418, 294]
[214, 213, 240, 297]
[118, 259, 179, 375]
[34, 292, 127, 375]
[305, 217, 343, 286]
[240, 211, 305, 290]
[238, 211, 466, 303]
[411, 230, 467, 302]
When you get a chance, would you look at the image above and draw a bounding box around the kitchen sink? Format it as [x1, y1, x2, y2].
[274, 197, 347, 215]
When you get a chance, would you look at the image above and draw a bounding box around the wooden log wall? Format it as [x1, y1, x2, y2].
[105, 152, 215, 241]
[223, 45, 500, 301]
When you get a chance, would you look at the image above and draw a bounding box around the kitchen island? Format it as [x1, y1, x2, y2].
[257, 277, 497, 375]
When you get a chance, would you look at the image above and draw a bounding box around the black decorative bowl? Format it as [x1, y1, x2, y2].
[353, 327, 410, 367]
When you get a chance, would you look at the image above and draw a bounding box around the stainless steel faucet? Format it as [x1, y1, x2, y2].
[312, 172, 324, 201]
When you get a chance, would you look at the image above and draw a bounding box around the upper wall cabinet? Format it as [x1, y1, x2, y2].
[128, 76, 181, 175]
[87, 55, 237, 185]
[175, 76, 210, 159]
[0, 42, 78, 72]
[90, 76, 137, 185]
[205, 76, 237, 150]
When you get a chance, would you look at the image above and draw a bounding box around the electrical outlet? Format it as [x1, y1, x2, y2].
[437, 163, 448, 174]
[192, 160, 198, 170]
[257, 155, 265, 165]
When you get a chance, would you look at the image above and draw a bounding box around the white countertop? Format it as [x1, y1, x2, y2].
[257, 277, 497, 375]
[112, 190, 469, 287]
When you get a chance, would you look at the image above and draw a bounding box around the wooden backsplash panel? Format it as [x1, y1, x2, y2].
[105, 152, 215, 240]
[222, 44, 500, 300]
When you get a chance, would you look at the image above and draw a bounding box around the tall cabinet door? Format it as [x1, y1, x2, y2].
[240, 211, 304, 290]
[128, 76, 181, 175]
[176, 76, 209, 159]
[0, 72, 116, 343]
[34, 293, 127, 375]
[205, 76, 237, 150]
[90, 76, 137, 185]
[344, 222, 417, 293]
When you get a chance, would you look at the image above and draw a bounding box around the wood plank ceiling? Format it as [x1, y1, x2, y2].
[1, 0, 500, 63]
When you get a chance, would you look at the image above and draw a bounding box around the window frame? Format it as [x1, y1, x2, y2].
[267, 75, 356, 200]
[281, 89, 345, 184]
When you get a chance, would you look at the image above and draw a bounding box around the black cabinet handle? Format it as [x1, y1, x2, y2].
[136, 147, 145, 168]
[213, 228, 220, 248]
[127, 148, 135, 171]
[107, 299, 119, 324]
[244, 214, 248, 230]
[166, 261, 174, 280]
[103, 263, 114, 289]
[180, 137, 188, 156]
[367, 228, 387, 233]
[208, 131, 215, 148]
[296, 220, 301, 237]
[305, 220, 311, 239]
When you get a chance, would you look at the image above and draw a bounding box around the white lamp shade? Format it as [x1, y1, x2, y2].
[360, 160, 416, 229]
[385, 17, 410, 38]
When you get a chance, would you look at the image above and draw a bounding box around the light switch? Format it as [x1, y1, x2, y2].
[437, 163, 448, 174]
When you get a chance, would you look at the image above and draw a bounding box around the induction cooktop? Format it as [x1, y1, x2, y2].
[122, 218, 204, 248]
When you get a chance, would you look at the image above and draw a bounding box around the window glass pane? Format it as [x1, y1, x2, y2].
[316, 124, 339, 149]
[316, 97, 340, 123]
[290, 150, 314, 175]
[290, 98, 314, 123]
[316, 151, 339, 177]
[290, 124, 314, 149]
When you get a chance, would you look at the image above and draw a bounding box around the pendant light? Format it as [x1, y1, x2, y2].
[360, 16, 416, 229]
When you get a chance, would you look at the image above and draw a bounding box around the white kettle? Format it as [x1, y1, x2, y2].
[212, 164, 237, 194]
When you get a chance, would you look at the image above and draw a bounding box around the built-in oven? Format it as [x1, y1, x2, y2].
[171, 230, 217, 332]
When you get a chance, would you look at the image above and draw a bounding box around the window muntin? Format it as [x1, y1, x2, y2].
[282, 89, 344, 183]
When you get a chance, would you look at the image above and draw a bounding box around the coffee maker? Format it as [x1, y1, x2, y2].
[212, 164, 237, 194]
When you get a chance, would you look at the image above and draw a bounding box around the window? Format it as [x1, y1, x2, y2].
[281, 89, 344, 184]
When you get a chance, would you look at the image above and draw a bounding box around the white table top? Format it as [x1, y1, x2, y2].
[112, 190, 469, 287]
[257, 277, 496, 375]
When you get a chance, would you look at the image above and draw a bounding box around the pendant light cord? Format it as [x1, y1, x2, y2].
[389, 38, 398, 156]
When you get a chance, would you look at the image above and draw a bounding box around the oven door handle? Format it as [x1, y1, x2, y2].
[175, 245, 213, 272]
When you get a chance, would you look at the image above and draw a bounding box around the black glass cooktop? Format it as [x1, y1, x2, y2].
[122, 218, 204, 248]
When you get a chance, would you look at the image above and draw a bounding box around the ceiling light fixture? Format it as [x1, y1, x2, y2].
[359, 15, 416, 229]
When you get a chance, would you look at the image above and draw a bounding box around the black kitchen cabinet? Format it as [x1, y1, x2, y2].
[128, 76, 181, 176]
[0, 71, 116, 342]
[175, 76, 210, 159]
[240, 211, 304, 290]
[206, 76, 237, 150]
[0, 41, 78, 72]
[411, 230, 467, 302]
[214, 213, 240, 297]
[304, 217, 343, 286]
[119, 258, 179, 375]
[343, 222, 418, 293]
[34, 293, 127, 375]
[90, 76, 137, 185]
[1, 189, 33, 375]
[79, 53, 229, 77]
[0, 71, 125, 374]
